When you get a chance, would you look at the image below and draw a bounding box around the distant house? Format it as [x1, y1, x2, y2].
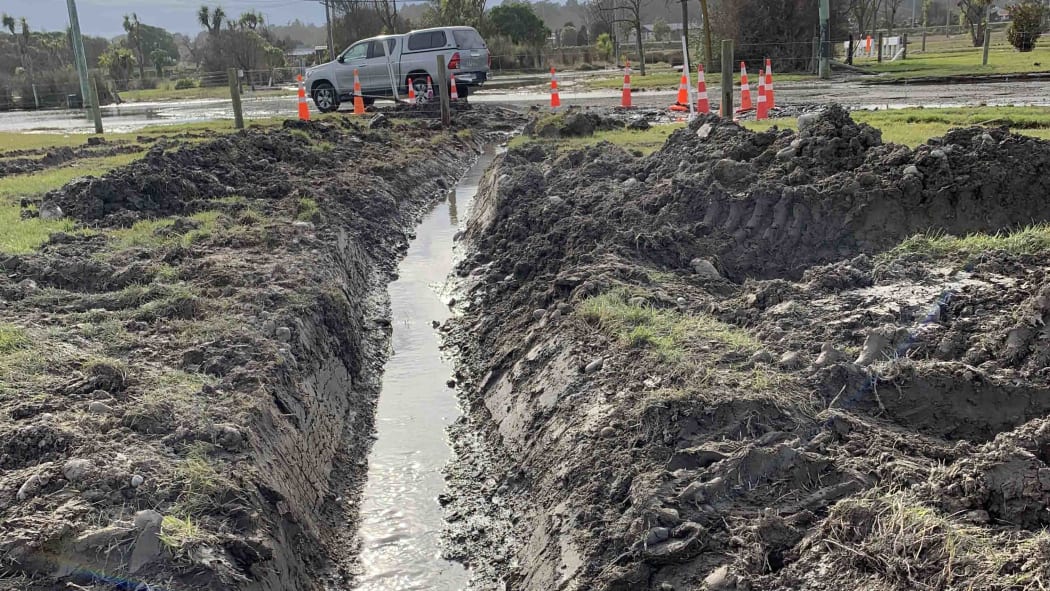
[286, 46, 322, 68]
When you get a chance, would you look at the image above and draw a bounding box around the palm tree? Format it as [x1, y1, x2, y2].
[197, 5, 226, 35]
[4, 16, 36, 87]
[238, 11, 263, 30]
[123, 13, 146, 81]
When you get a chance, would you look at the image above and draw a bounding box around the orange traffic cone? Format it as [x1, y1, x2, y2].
[669, 74, 689, 112]
[696, 64, 709, 114]
[621, 59, 632, 108]
[407, 77, 416, 103]
[739, 62, 752, 112]
[756, 66, 768, 120]
[550, 67, 561, 109]
[426, 76, 434, 100]
[296, 74, 310, 121]
[450, 77, 459, 101]
[765, 58, 775, 110]
[352, 69, 365, 115]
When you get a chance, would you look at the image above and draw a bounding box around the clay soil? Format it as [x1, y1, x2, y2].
[441, 107, 1050, 591]
[0, 107, 521, 590]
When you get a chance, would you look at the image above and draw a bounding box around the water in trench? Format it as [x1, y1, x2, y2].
[353, 147, 497, 590]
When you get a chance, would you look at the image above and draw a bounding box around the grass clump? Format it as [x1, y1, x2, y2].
[108, 210, 223, 251]
[820, 491, 1049, 589]
[135, 284, 203, 321]
[159, 515, 207, 550]
[295, 197, 319, 221]
[882, 224, 1050, 262]
[0, 324, 30, 354]
[579, 289, 759, 361]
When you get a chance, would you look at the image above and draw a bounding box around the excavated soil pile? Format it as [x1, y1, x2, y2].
[0, 142, 144, 178]
[0, 108, 522, 591]
[442, 107, 1050, 591]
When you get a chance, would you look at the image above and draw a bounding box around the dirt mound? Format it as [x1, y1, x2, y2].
[40, 124, 327, 225]
[0, 143, 143, 178]
[483, 105, 1050, 283]
[442, 106, 1050, 591]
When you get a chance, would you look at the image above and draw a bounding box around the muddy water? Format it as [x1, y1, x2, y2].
[353, 147, 496, 591]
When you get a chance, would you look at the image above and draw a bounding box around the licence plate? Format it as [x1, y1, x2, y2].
[457, 73, 475, 82]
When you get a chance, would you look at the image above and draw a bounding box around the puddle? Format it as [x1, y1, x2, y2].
[353, 146, 497, 591]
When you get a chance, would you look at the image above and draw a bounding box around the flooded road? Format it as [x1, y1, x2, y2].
[3, 78, 1050, 133]
[352, 147, 496, 591]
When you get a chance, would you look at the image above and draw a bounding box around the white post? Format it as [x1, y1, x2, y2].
[681, 34, 694, 120]
[381, 37, 400, 101]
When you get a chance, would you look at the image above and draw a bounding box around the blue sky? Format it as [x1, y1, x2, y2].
[7, 0, 330, 37]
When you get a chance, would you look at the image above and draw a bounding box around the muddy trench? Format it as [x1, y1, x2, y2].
[352, 148, 497, 590]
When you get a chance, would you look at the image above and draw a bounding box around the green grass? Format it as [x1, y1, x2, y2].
[825, 491, 1050, 589]
[579, 289, 759, 361]
[108, 210, 223, 251]
[159, 515, 207, 549]
[510, 123, 685, 155]
[0, 152, 146, 199]
[295, 197, 319, 221]
[863, 42, 1050, 79]
[0, 119, 280, 155]
[744, 106, 1050, 147]
[0, 324, 29, 354]
[120, 81, 290, 103]
[0, 206, 78, 254]
[882, 224, 1050, 261]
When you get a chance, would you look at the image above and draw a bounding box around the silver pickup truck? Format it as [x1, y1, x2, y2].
[305, 26, 490, 112]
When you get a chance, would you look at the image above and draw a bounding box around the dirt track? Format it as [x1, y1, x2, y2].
[441, 108, 1050, 590]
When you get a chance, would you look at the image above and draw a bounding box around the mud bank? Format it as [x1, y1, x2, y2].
[443, 107, 1050, 590]
[0, 107, 522, 590]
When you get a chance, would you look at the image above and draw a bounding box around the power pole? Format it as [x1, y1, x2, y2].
[680, 0, 689, 64]
[324, 0, 336, 61]
[818, 0, 830, 79]
[699, 0, 713, 70]
[65, 0, 102, 133]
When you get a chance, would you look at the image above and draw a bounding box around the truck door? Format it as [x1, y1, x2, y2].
[363, 38, 399, 96]
[337, 41, 369, 96]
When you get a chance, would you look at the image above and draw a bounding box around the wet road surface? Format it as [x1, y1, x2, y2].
[2, 78, 1050, 133]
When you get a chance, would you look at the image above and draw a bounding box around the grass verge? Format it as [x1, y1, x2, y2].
[862, 43, 1050, 79]
[745, 106, 1050, 146]
[880, 224, 1050, 262]
[510, 124, 683, 155]
[120, 84, 290, 103]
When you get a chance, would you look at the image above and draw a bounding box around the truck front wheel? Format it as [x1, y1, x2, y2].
[312, 82, 339, 113]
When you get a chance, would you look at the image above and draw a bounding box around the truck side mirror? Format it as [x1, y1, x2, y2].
[337, 55, 345, 64]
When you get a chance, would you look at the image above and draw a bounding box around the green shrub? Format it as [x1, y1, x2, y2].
[1008, 1, 1046, 51]
[174, 78, 198, 90]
